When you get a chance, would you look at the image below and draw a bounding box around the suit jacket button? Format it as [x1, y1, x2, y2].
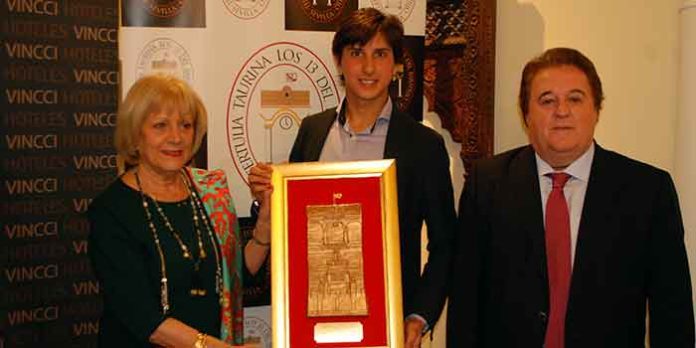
[538, 311, 547, 323]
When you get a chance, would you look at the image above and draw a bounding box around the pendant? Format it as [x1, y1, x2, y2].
[190, 288, 207, 297]
[190, 263, 207, 297]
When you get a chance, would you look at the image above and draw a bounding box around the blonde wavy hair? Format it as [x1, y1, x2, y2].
[114, 74, 207, 172]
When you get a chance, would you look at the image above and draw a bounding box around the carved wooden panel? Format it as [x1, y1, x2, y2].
[424, 0, 496, 173]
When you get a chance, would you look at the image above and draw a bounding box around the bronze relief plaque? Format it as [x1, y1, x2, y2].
[306, 203, 368, 317]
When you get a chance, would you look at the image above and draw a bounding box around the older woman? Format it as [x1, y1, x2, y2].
[88, 74, 270, 348]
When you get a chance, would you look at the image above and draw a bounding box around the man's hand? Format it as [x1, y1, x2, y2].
[404, 317, 426, 348]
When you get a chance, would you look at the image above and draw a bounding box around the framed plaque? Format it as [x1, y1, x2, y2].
[270, 159, 403, 347]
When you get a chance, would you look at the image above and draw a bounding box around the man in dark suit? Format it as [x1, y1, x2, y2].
[249, 8, 456, 347]
[447, 47, 694, 348]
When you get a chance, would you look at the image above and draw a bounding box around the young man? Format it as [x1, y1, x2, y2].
[250, 8, 456, 347]
[447, 47, 694, 347]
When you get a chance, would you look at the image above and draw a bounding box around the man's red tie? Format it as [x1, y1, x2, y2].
[544, 172, 571, 348]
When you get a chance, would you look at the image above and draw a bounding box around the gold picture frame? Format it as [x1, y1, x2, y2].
[270, 159, 403, 347]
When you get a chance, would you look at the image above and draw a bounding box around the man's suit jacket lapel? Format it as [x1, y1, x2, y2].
[569, 144, 618, 297]
[383, 110, 408, 159]
[303, 109, 336, 161]
[508, 146, 549, 301]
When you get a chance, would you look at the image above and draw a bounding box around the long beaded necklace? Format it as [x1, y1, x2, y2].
[181, 169, 224, 301]
[135, 169, 224, 314]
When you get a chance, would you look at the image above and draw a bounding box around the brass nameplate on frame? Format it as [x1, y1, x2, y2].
[314, 322, 364, 343]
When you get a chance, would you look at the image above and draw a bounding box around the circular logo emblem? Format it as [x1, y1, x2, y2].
[244, 315, 272, 348]
[395, 49, 417, 111]
[136, 38, 194, 83]
[370, 0, 416, 23]
[143, 0, 185, 18]
[226, 42, 340, 183]
[223, 0, 270, 19]
[297, 0, 349, 24]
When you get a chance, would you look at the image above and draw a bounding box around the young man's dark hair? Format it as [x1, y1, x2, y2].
[331, 7, 404, 64]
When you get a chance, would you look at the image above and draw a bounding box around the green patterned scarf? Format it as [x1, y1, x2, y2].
[187, 167, 244, 345]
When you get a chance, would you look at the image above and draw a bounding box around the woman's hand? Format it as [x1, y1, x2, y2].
[149, 318, 235, 348]
[248, 163, 273, 206]
[245, 163, 273, 275]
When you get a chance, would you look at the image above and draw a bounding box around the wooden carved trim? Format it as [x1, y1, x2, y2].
[424, 0, 496, 174]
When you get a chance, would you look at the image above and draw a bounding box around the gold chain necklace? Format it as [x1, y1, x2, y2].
[135, 169, 223, 314]
[180, 170, 224, 299]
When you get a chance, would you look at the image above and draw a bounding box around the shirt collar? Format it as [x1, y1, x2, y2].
[535, 142, 595, 182]
[336, 97, 392, 134]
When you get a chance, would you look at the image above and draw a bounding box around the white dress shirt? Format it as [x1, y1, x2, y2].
[535, 142, 595, 268]
[318, 97, 392, 162]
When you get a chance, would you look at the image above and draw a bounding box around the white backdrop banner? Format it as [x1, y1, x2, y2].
[119, 0, 425, 216]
